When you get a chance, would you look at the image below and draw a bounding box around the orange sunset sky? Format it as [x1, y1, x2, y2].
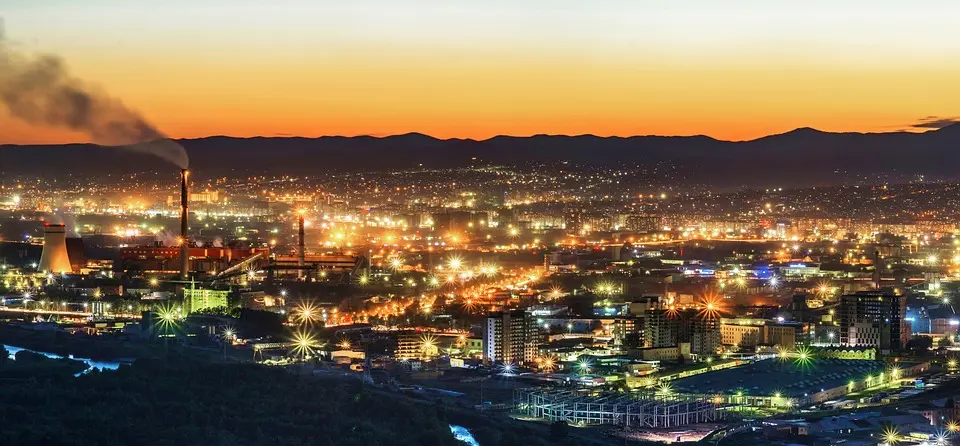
[2, 0, 959, 144]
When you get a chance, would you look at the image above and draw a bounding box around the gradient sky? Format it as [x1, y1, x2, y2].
[2, 0, 959, 143]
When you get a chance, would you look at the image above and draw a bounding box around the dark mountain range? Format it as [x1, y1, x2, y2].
[2, 124, 958, 188]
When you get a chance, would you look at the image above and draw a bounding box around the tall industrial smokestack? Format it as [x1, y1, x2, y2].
[874, 250, 881, 289]
[297, 209, 306, 279]
[38, 223, 72, 274]
[180, 169, 190, 280]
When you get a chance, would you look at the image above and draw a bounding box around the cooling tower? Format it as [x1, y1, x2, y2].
[38, 223, 73, 273]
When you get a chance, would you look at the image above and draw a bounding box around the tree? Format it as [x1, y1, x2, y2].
[905, 336, 933, 354]
[192, 306, 230, 317]
[938, 337, 954, 348]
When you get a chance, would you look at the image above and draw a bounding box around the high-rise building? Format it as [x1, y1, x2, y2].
[838, 290, 908, 352]
[645, 308, 720, 356]
[644, 308, 680, 348]
[612, 317, 644, 349]
[688, 316, 721, 356]
[483, 310, 541, 366]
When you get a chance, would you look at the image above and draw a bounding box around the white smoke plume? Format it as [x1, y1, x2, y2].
[0, 22, 188, 168]
[53, 211, 81, 238]
[155, 230, 179, 247]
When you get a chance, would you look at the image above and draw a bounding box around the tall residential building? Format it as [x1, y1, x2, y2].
[644, 308, 680, 348]
[645, 308, 720, 356]
[839, 290, 908, 352]
[483, 310, 541, 366]
[613, 317, 644, 349]
[688, 316, 721, 356]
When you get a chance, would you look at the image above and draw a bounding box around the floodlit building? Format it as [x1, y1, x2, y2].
[721, 318, 798, 350]
[483, 310, 541, 366]
[183, 284, 230, 313]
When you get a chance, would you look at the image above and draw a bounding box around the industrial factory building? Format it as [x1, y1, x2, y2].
[118, 246, 270, 275]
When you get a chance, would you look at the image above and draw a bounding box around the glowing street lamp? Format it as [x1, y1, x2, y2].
[291, 330, 318, 360]
[882, 426, 900, 445]
[446, 255, 464, 271]
[540, 356, 557, 372]
[577, 358, 592, 375]
[295, 301, 319, 325]
[389, 256, 404, 271]
[657, 382, 673, 396]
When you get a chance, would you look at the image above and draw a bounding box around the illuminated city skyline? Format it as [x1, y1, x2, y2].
[3, 0, 960, 144]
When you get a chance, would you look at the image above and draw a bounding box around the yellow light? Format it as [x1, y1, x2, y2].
[882, 426, 900, 445]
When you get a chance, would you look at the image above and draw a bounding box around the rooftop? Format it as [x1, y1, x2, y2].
[671, 358, 888, 398]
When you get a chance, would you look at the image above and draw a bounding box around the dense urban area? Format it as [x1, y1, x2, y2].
[1, 162, 959, 446]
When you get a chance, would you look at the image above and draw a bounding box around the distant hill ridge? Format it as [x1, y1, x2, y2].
[2, 125, 958, 188]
